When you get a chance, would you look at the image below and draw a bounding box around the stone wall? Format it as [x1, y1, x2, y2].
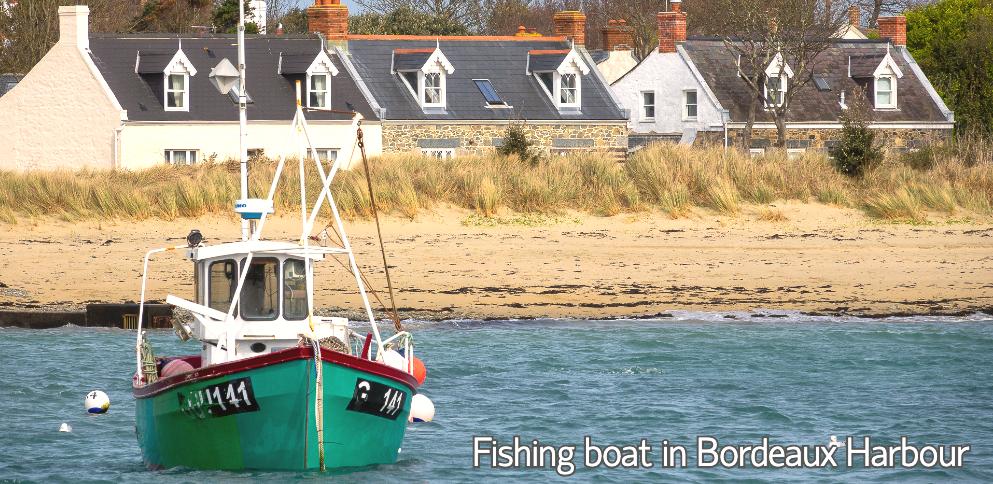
[382, 122, 628, 157]
[696, 126, 952, 152]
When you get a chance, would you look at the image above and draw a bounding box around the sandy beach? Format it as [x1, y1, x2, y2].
[1, 203, 991, 320]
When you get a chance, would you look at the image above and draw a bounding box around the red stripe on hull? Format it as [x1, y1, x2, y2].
[134, 346, 418, 398]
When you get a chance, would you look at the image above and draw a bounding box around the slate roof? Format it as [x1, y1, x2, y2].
[346, 37, 626, 121]
[134, 51, 174, 74]
[88, 34, 377, 122]
[392, 49, 433, 71]
[682, 38, 950, 123]
[527, 50, 570, 72]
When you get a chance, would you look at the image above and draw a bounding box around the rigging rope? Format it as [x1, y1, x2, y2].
[357, 127, 404, 334]
[310, 338, 326, 471]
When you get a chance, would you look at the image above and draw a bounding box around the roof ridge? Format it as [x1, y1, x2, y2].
[348, 34, 568, 42]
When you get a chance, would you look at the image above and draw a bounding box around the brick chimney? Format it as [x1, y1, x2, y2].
[657, 0, 687, 53]
[848, 5, 860, 27]
[308, 0, 348, 41]
[602, 19, 634, 51]
[58, 5, 90, 49]
[877, 16, 906, 46]
[553, 10, 586, 46]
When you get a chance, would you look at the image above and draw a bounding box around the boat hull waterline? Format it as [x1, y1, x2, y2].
[134, 346, 418, 470]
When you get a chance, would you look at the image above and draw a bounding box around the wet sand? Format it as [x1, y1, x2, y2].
[1, 203, 992, 320]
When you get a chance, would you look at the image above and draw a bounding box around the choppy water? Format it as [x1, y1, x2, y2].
[1, 314, 992, 482]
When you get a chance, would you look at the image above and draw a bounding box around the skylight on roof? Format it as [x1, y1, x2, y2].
[473, 79, 506, 105]
[813, 75, 831, 92]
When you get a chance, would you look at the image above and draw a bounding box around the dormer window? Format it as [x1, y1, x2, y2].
[763, 53, 793, 109]
[137, 46, 197, 112]
[847, 50, 903, 110]
[528, 48, 590, 111]
[166, 73, 188, 110]
[309, 74, 328, 108]
[393, 47, 455, 111]
[278, 48, 339, 109]
[875, 75, 895, 108]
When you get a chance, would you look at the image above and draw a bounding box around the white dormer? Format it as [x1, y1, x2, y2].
[763, 52, 793, 108]
[528, 48, 590, 111]
[163, 48, 197, 112]
[847, 50, 904, 110]
[306, 50, 338, 109]
[393, 47, 455, 110]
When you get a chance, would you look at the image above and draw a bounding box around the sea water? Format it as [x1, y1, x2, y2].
[1, 314, 992, 482]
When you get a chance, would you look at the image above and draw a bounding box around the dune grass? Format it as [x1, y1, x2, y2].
[0, 143, 991, 224]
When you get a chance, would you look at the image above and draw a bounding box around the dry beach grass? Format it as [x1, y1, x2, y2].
[1, 143, 992, 225]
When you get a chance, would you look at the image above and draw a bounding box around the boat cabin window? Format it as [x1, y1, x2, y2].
[283, 258, 308, 320]
[240, 258, 279, 320]
[208, 260, 238, 312]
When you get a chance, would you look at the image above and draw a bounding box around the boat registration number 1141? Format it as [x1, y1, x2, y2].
[346, 378, 406, 420]
[178, 377, 260, 418]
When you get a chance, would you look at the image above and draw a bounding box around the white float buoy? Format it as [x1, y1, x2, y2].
[409, 393, 435, 423]
[59, 422, 72, 433]
[84, 390, 110, 414]
[380, 349, 407, 371]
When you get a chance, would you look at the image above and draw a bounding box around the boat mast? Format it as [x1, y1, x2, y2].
[237, 0, 249, 241]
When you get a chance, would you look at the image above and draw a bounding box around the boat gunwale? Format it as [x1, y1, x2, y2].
[133, 345, 419, 399]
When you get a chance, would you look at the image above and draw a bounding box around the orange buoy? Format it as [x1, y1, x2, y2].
[411, 356, 427, 385]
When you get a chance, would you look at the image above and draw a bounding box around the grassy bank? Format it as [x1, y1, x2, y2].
[1, 144, 992, 224]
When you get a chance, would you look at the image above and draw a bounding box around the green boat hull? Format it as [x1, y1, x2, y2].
[134, 346, 417, 470]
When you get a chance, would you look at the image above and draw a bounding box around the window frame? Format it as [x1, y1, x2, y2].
[164, 149, 198, 165]
[314, 148, 338, 164]
[282, 258, 308, 321]
[164, 72, 189, 112]
[640, 91, 656, 121]
[558, 73, 580, 107]
[207, 259, 239, 313]
[238, 257, 281, 321]
[764, 75, 786, 108]
[307, 72, 329, 109]
[874, 74, 897, 109]
[683, 89, 698, 120]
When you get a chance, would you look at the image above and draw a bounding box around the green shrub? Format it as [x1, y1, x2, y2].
[498, 123, 539, 166]
[830, 90, 884, 177]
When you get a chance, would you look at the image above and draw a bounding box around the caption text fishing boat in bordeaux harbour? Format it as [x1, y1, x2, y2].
[129, 2, 433, 471]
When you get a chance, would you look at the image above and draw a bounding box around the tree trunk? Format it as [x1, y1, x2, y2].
[774, 113, 788, 148]
[871, 0, 883, 25]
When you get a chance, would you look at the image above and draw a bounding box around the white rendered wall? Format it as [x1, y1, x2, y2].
[0, 6, 123, 170]
[119, 121, 383, 170]
[597, 51, 638, 84]
[611, 49, 723, 135]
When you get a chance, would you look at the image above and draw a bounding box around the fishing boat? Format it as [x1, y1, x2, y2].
[130, 2, 425, 471]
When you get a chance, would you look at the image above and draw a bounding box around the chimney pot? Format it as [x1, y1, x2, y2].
[602, 18, 634, 51]
[671, 0, 683, 14]
[877, 15, 907, 46]
[308, 0, 349, 41]
[58, 5, 90, 49]
[657, 3, 687, 53]
[553, 10, 586, 46]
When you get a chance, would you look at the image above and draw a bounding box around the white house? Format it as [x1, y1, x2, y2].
[0, 6, 382, 170]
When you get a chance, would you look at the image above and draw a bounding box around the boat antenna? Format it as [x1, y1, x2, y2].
[357, 128, 403, 333]
[237, 0, 249, 240]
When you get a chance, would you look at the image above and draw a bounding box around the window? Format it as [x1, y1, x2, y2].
[314, 148, 338, 164]
[283, 259, 308, 320]
[208, 260, 238, 312]
[421, 148, 455, 159]
[240, 258, 279, 320]
[684, 90, 698, 119]
[749, 148, 766, 157]
[537, 72, 554, 94]
[423, 72, 443, 105]
[165, 73, 187, 111]
[765, 76, 785, 107]
[165, 149, 198, 165]
[787, 148, 805, 159]
[474, 79, 506, 106]
[399, 70, 445, 108]
[308, 73, 328, 108]
[641, 91, 656, 120]
[813, 76, 831, 91]
[875, 75, 895, 108]
[559, 73, 579, 105]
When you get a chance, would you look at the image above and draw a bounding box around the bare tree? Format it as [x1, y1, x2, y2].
[0, 0, 140, 74]
[693, 0, 846, 147]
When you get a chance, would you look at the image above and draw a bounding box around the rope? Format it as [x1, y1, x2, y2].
[357, 127, 404, 334]
[139, 336, 158, 384]
[310, 338, 326, 471]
